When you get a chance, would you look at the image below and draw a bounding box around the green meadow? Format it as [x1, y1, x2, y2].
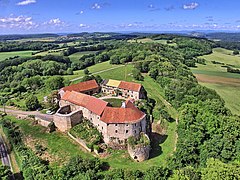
[0, 50, 35, 61]
[191, 48, 240, 115]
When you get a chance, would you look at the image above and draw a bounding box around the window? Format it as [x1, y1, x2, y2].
[115, 130, 118, 133]
[102, 127, 103, 130]
[126, 130, 129, 133]
[134, 130, 136, 134]
[98, 124, 99, 126]
[115, 124, 118, 126]
[126, 124, 129, 127]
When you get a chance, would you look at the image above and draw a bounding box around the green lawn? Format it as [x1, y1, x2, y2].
[66, 61, 124, 81]
[191, 47, 240, 116]
[0, 50, 35, 61]
[96, 64, 133, 82]
[104, 98, 123, 107]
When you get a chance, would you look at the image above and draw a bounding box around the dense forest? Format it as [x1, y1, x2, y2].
[0, 33, 239, 179]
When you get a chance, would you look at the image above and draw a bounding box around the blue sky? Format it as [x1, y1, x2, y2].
[0, 0, 240, 34]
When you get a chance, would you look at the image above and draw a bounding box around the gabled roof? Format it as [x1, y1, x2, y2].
[106, 79, 121, 88]
[61, 91, 108, 116]
[118, 81, 142, 92]
[100, 101, 145, 124]
[61, 80, 99, 93]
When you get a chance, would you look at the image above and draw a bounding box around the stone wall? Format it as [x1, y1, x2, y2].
[36, 117, 51, 127]
[128, 144, 150, 162]
[105, 115, 147, 145]
[67, 132, 92, 152]
[127, 134, 151, 162]
[53, 106, 82, 132]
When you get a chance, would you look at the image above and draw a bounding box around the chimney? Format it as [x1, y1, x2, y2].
[121, 102, 126, 108]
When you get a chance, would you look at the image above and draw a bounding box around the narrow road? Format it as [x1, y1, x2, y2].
[70, 65, 125, 82]
[0, 107, 53, 122]
[0, 135, 12, 168]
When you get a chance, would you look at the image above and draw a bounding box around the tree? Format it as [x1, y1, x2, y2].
[170, 166, 200, 180]
[66, 68, 73, 75]
[22, 76, 43, 91]
[0, 165, 12, 179]
[201, 158, 240, 180]
[143, 166, 171, 180]
[45, 76, 64, 90]
[84, 68, 89, 75]
[132, 68, 144, 81]
[25, 95, 40, 111]
[45, 91, 59, 111]
[95, 75, 103, 84]
[81, 75, 94, 82]
[233, 50, 239, 55]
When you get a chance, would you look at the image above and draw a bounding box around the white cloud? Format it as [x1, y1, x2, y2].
[44, 18, 65, 26]
[183, 2, 199, 10]
[148, 4, 160, 11]
[0, 15, 37, 29]
[17, 0, 36, 6]
[80, 11, 84, 14]
[79, 23, 90, 28]
[92, 3, 101, 9]
[148, 4, 154, 9]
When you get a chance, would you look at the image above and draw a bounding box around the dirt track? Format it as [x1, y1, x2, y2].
[195, 74, 240, 86]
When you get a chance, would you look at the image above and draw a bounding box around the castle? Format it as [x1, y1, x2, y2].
[53, 79, 150, 160]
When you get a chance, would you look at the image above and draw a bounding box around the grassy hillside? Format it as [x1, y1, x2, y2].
[199, 82, 240, 115]
[0, 50, 35, 61]
[69, 51, 99, 62]
[191, 47, 240, 115]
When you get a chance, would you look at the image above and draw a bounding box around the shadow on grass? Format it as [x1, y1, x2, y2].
[149, 132, 168, 159]
[13, 172, 24, 180]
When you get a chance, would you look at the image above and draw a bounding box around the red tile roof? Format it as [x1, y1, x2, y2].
[61, 80, 99, 93]
[100, 101, 145, 124]
[118, 81, 142, 92]
[61, 91, 108, 116]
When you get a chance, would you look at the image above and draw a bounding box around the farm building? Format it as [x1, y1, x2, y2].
[58, 79, 100, 97]
[101, 79, 146, 100]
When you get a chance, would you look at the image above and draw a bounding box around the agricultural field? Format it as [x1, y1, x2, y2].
[0, 50, 35, 61]
[12, 37, 58, 43]
[199, 82, 240, 115]
[69, 51, 99, 62]
[128, 38, 177, 46]
[191, 47, 240, 115]
[33, 48, 67, 56]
